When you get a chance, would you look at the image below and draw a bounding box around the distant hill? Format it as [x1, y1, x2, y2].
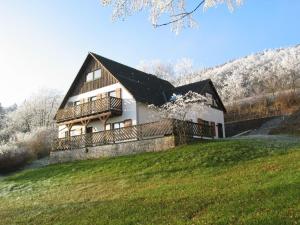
[177, 45, 300, 103]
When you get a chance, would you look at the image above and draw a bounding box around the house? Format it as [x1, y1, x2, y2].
[52, 52, 226, 161]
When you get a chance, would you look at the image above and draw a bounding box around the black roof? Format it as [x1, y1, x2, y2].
[169, 79, 226, 112]
[91, 53, 174, 105]
[59, 53, 226, 112]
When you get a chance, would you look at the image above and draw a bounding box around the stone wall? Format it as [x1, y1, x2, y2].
[50, 136, 176, 164]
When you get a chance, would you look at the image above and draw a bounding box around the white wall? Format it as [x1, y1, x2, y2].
[136, 102, 161, 124]
[185, 104, 225, 138]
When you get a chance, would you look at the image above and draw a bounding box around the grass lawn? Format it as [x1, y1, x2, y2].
[0, 137, 300, 225]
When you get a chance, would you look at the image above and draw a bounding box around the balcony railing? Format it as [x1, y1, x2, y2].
[56, 96, 122, 123]
[54, 119, 214, 151]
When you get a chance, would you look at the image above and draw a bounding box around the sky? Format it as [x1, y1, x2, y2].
[0, 0, 300, 107]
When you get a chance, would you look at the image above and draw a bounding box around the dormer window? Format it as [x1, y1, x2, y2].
[206, 93, 213, 105]
[86, 69, 101, 82]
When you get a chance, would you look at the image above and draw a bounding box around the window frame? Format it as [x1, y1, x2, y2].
[89, 96, 97, 102]
[86, 69, 102, 82]
[113, 121, 124, 129]
[108, 91, 116, 97]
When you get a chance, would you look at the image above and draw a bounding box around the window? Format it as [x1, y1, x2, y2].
[105, 123, 111, 130]
[109, 91, 116, 97]
[86, 69, 101, 82]
[198, 118, 209, 127]
[124, 119, 132, 127]
[113, 122, 125, 129]
[89, 96, 97, 102]
[206, 93, 213, 105]
[94, 69, 101, 79]
[86, 72, 94, 82]
[210, 122, 216, 137]
[73, 101, 80, 106]
[70, 129, 77, 136]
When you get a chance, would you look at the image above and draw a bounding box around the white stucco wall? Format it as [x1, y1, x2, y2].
[136, 102, 161, 124]
[185, 104, 225, 138]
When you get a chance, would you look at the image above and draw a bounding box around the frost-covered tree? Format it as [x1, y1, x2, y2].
[137, 57, 196, 84]
[149, 91, 207, 143]
[9, 89, 62, 133]
[0, 103, 4, 129]
[137, 59, 175, 81]
[139, 45, 300, 104]
[100, 0, 243, 33]
[175, 44, 300, 102]
[280, 48, 300, 94]
[149, 91, 207, 120]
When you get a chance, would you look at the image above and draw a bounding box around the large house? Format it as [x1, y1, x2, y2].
[53, 52, 226, 159]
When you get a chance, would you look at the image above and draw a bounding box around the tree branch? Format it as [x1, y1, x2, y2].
[153, 0, 205, 27]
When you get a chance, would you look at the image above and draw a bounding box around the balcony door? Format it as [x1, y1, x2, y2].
[85, 127, 93, 146]
[217, 123, 223, 138]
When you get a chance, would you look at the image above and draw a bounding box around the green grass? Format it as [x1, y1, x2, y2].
[0, 138, 300, 225]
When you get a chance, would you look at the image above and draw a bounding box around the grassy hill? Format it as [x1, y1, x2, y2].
[0, 138, 300, 225]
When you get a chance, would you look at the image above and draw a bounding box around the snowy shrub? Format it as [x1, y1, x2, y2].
[0, 143, 33, 172]
[0, 127, 56, 173]
[16, 127, 57, 159]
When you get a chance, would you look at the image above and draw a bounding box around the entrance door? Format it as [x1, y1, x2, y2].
[86, 127, 93, 146]
[217, 123, 224, 138]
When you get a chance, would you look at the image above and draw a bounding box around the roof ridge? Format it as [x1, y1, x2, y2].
[175, 79, 211, 89]
[90, 52, 170, 82]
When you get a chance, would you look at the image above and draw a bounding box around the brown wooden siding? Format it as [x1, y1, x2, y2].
[68, 58, 118, 97]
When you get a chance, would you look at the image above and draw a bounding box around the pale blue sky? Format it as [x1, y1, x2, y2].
[0, 0, 299, 106]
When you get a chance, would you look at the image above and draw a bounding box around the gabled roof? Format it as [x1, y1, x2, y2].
[59, 53, 226, 112]
[168, 79, 226, 112]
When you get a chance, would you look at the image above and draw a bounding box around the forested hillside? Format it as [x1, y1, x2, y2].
[176, 45, 300, 103]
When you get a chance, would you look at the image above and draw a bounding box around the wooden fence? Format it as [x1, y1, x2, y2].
[55, 119, 213, 151]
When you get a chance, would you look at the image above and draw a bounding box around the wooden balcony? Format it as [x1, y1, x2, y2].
[56, 97, 122, 123]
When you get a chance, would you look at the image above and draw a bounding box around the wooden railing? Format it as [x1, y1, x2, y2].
[56, 97, 122, 122]
[54, 119, 214, 151]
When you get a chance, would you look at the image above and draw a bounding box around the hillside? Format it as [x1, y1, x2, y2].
[176, 45, 300, 102]
[0, 138, 300, 225]
[271, 110, 300, 136]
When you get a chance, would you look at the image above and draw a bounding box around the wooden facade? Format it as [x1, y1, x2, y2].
[67, 56, 118, 99]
